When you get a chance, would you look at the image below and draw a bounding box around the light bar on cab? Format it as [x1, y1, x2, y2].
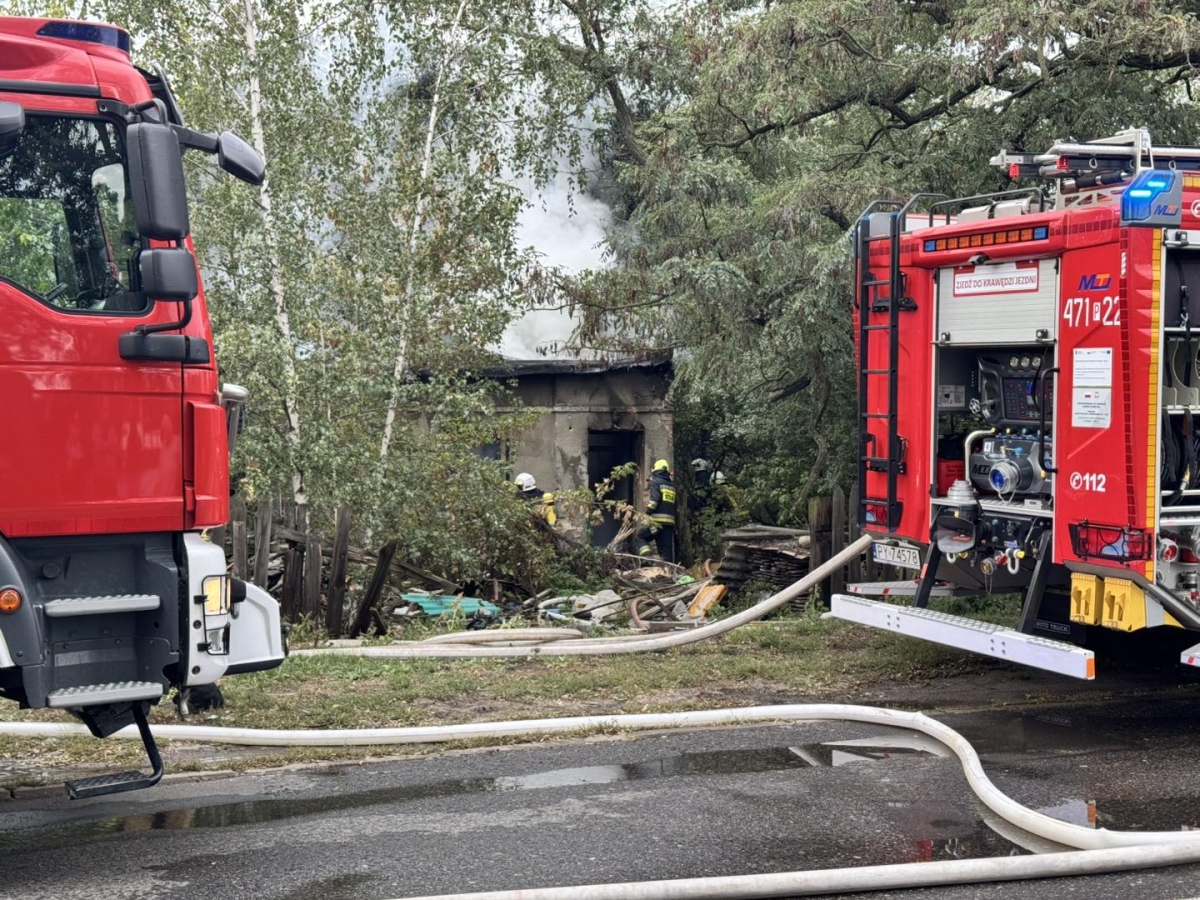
[36, 21, 130, 55]
[923, 225, 1049, 253]
[1120, 169, 1182, 227]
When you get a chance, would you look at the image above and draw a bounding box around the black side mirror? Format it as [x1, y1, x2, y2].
[0, 101, 24, 157]
[139, 247, 197, 301]
[218, 131, 265, 186]
[127, 122, 189, 240]
[121, 245, 205, 361]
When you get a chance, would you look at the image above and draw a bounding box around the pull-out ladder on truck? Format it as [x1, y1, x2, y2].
[854, 195, 945, 532]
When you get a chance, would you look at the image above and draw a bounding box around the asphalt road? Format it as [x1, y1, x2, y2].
[3, 694, 1200, 900]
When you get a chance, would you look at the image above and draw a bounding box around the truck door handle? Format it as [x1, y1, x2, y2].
[1038, 366, 1059, 474]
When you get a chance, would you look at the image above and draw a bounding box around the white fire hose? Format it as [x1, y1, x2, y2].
[3, 534, 1200, 895]
[6, 703, 1200, 897]
[394, 846, 1200, 899]
[288, 534, 875, 660]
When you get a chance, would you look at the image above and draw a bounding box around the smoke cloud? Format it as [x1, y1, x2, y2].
[498, 156, 612, 360]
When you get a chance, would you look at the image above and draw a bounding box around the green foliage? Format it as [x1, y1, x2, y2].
[9, 0, 1200, 580]
[0, 199, 60, 296]
[1, 0, 595, 583]
[566, 0, 1200, 515]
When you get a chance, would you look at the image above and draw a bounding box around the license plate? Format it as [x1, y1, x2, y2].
[873, 543, 921, 570]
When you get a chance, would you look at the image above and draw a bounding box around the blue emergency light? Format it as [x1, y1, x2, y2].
[36, 21, 130, 55]
[1120, 169, 1182, 226]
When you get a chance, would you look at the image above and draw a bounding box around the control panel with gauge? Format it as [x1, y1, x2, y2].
[931, 346, 1055, 501]
[974, 353, 1050, 426]
[965, 350, 1054, 498]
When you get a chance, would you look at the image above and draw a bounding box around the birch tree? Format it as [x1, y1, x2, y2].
[21, 0, 599, 581]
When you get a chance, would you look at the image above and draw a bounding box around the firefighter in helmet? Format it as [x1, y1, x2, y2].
[515, 472, 541, 502]
[515, 472, 557, 525]
[635, 459, 676, 563]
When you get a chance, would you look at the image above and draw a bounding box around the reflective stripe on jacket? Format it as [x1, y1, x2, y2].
[646, 473, 676, 526]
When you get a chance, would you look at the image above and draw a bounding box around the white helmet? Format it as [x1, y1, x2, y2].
[691, 458, 710, 471]
[715, 471, 727, 485]
[515, 472, 537, 491]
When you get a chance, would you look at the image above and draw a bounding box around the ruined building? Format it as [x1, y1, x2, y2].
[485, 356, 673, 546]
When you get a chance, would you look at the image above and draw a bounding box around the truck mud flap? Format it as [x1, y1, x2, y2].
[827, 594, 1095, 680]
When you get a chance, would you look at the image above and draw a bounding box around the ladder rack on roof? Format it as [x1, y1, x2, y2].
[993, 128, 1200, 183]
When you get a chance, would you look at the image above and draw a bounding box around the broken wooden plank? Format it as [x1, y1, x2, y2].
[326, 505, 352, 636]
[303, 534, 323, 620]
[350, 540, 398, 638]
[231, 495, 249, 581]
[253, 497, 273, 587]
[273, 524, 460, 593]
[281, 546, 302, 620]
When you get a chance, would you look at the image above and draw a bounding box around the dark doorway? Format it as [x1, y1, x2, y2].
[588, 430, 641, 548]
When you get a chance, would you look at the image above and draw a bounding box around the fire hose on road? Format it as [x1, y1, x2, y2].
[4, 534, 1200, 895]
[7, 701, 1200, 897]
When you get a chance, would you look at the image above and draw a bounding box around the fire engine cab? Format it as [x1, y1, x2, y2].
[831, 128, 1200, 680]
[0, 18, 284, 797]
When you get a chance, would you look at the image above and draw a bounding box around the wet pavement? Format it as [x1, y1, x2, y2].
[3, 694, 1200, 899]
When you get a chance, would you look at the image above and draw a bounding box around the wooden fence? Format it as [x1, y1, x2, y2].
[223, 498, 459, 639]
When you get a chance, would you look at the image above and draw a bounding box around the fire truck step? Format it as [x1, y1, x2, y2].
[826, 594, 1095, 680]
[66, 770, 160, 799]
[1181, 643, 1200, 668]
[43, 594, 160, 617]
[846, 581, 968, 598]
[65, 702, 163, 799]
[47, 681, 163, 708]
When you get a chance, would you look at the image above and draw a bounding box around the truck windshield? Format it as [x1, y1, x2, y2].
[0, 115, 146, 313]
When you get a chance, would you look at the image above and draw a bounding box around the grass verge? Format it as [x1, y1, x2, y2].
[0, 597, 1057, 785]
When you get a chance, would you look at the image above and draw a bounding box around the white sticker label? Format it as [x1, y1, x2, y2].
[953, 263, 1040, 296]
[1073, 347, 1113, 387]
[937, 384, 966, 407]
[1072, 387, 1112, 428]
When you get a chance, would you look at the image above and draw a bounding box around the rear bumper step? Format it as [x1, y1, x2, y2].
[44, 594, 160, 617]
[65, 701, 163, 799]
[827, 594, 1095, 680]
[846, 581, 968, 598]
[48, 681, 163, 708]
[1181, 644, 1200, 668]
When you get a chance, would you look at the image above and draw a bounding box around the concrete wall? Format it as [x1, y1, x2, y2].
[504, 366, 673, 497]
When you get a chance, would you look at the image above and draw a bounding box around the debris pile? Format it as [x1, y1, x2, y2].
[714, 526, 811, 602]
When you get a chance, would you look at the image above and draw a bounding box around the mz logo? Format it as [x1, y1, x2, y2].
[970, 464, 990, 476]
[1078, 273, 1112, 292]
[1155, 203, 1180, 217]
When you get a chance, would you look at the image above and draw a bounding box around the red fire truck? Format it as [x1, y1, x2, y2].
[0, 18, 283, 797]
[831, 129, 1200, 680]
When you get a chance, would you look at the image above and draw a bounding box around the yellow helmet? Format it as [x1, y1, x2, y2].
[653, 459, 670, 473]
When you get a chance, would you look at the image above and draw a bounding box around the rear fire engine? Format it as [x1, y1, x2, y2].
[831, 128, 1200, 680]
[0, 18, 283, 797]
